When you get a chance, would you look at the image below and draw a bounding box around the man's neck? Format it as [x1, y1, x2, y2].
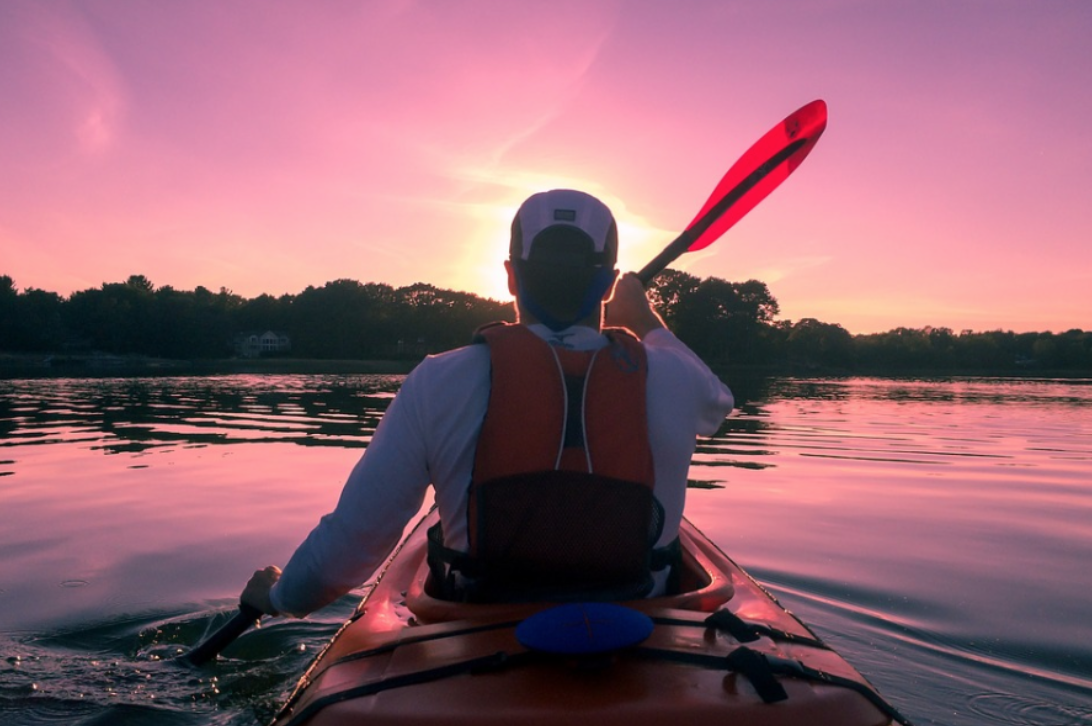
[515, 304, 602, 333]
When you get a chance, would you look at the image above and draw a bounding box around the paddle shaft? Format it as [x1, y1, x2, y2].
[184, 603, 262, 666]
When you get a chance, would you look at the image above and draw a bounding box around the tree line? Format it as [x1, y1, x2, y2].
[0, 274, 511, 361]
[2, 272, 1090, 372]
[646, 270, 1091, 372]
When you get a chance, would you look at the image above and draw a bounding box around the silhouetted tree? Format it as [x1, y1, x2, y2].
[1, 276, 21, 348]
[0, 277, 66, 352]
[786, 318, 854, 369]
[648, 269, 701, 324]
[650, 273, 779, 363]
[393, 283, 512, 354]
[289, 280, 398, 358]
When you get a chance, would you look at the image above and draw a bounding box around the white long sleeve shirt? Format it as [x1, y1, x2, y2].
[270, 324, 734, 617]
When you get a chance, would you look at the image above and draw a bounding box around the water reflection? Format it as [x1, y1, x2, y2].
[0, 375, 404, 459]
[764, 376, 1092, 405]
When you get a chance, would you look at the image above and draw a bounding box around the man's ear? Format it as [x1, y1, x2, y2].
[504, 260, 519, 296]
[602, 269, 620, 300]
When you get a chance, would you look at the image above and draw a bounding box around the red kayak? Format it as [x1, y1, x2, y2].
[270, 508, 910, 726]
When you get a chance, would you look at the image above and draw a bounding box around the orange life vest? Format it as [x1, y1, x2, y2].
[428, 323, 671, 602]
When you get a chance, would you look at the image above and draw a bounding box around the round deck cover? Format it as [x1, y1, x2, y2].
[515, 603, 654, 655]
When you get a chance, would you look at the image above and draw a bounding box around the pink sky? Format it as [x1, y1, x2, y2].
[2, 1, 1089, 335]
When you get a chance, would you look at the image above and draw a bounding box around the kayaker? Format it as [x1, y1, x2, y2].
[241, 189, 735, 615]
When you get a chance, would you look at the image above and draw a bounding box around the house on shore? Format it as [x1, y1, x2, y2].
[234, 331, 291, 358]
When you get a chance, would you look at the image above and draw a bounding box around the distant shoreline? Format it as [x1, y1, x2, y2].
[717, 363, 1092, 382]
[3, 352, 1089, 381]
[0, 353, 417, 379]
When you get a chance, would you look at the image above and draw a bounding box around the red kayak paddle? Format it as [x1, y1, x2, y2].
[637, 99, 827, 284]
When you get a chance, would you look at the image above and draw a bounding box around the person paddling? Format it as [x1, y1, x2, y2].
[241, 189, 734, 615]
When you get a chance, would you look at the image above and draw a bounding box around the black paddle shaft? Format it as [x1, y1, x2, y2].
[183, 603, 263, 666]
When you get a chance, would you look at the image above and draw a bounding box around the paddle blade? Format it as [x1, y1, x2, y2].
[635, 99, 827, 285]
[686, 99, 827, 252]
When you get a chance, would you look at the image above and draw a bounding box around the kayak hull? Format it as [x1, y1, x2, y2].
[271, 509, 904, 726]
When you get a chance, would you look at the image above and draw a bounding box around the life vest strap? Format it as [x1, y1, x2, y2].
[427, 487, 681, 605]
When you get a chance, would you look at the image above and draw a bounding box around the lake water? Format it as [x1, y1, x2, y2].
[1, 373, 1090, 725]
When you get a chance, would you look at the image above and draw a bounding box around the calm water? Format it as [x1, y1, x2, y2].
[1, 373, 1090, 725]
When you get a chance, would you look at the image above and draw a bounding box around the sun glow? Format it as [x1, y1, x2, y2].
[453, 187, 678, 303]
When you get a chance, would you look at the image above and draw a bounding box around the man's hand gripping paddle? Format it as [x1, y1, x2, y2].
[181, 100, 827, 666]
[636, 99, 828, 285]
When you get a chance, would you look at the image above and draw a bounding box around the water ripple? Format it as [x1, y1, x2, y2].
[968, 693, 1092, 725]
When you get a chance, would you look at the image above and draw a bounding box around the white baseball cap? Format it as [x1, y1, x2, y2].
[510, 189, 618, 268]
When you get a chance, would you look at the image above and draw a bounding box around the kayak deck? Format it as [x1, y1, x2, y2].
[270, 509, 909, 726]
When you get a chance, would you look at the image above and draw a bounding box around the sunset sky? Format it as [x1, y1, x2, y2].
[2, 0, 1089, 335]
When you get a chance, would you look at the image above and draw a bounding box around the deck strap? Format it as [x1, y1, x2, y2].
[650, 610, 827, 649]
[633, 646, 915, 726]
[725, 645, 789, 702]
[278, 650, 537, 726]
[705, 608, 762, 642]
[274, 619, 525, 718]
[330, 620, 524, 666]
